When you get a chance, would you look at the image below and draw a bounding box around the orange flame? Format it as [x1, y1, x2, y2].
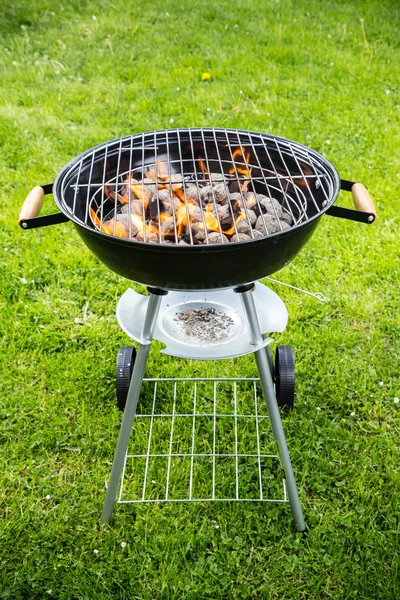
[198, 158, 208, 176]
[123, 178, 151, 209]
[145, 168, 157, 181]
[196, 211, 242, 236]
[197, 204, 221, 233]
[89, 207, 127, 238]
[131, 213, 158, 236]
[145, 161, 170, 184]
[177, 215, 188, 237]
[229, 147, 252, 191]
[200, 200, 247, 235]
[145, 161, 182, 192]
[204, 211, 220, 231]
[91, 160, 251, 242]
[104, 185, 128, 205]
[144, 161, 169, 182]
[174, 188, 198, 204]
[221, 211, 246, 236]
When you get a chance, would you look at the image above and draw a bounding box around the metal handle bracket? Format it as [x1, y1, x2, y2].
[326, 205, 374, 224]
[19, 183, 69, 229]
[326, 180, 376, 224]
[20, 212, 70, 229]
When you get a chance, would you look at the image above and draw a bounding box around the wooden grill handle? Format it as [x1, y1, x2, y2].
[351, 183, 376, 219]
[18, 186, 45, 227]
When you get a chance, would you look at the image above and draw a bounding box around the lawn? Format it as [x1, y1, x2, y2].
[1, 0, 399, 598]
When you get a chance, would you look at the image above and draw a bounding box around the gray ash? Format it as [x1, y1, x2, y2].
[175, 307, 235, 343]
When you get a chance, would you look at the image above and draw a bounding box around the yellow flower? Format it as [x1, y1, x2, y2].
[202, 72, 211, 80]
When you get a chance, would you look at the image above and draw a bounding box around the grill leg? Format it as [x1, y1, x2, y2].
[239, 287, 307, 532]
[101, 291, 165, 524]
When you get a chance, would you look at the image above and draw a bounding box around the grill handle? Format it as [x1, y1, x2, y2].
[19, 184, 69, 229]
[326, 180, 376, 224]
[351, 183, 376, 218]
[19, 186, 45, 224]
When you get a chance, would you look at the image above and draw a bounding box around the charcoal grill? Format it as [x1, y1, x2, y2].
[19, 128, 376, 531]
[19, 128, 375, 290]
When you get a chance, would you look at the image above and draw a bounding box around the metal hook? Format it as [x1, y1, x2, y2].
[264, 277, 327, 302]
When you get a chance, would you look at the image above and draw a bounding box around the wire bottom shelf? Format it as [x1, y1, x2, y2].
[118, 378, 288, 505]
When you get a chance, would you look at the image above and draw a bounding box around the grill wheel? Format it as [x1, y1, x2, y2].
[274, 345, 295, 410]
[116, 346, 136, 411]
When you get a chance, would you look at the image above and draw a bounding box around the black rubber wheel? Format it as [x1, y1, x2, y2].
[275, 345, 295, 410]
[116, 346, 136, 411]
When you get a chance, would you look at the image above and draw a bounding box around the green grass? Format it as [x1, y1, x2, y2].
[1, 0, 400, 597]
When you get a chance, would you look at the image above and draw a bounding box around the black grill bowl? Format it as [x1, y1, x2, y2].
[51, 128, 340, 290]
[75, 216, 320, 290]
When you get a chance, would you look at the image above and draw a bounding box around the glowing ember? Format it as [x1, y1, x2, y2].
[89, 207, 128, 238]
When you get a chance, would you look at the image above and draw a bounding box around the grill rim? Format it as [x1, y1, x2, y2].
[52, 127, 342, 249]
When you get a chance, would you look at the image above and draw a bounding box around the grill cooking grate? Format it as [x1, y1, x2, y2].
[60, 128, 336, 246]
[116, 378, 288, 504]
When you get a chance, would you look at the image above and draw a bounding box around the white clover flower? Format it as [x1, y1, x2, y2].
[121, 542, 126, 549]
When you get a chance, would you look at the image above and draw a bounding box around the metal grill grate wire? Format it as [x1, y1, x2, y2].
[117, 378, 288, 504]
[61, 128, 338, 246]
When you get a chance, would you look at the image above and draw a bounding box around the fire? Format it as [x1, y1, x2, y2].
[229, 146, 252, 191]
[89, 207, 127, 238]
[203, 206, 220, 232]
[159, 211, 172, 224]
[104, 185, 127, 205]
[198, 158, 208, 176]
[124, 177, 151, 209]
[145, 162, 182, 192]
[174, 188, 198, 204]
[197, 202, 246, 236]
[130, 213, 158, 236]
[145, 161, 170, 183]
[176, 204, 189, 237]
[90, 150, 254, 243]
[222, 212, 246, 236]
[145, 168, 157, 181]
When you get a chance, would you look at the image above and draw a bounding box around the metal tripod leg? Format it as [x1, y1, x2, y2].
[239, 287, 307, 532]
[101, 291, 165, 524]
